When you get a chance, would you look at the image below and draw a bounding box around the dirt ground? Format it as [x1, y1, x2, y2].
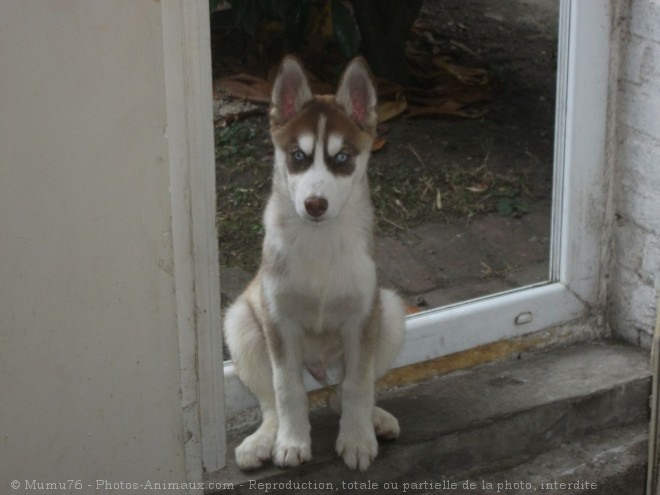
[213, 0, 559, 316]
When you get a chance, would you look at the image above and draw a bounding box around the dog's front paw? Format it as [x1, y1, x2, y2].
[336, 426, 378, 471]
[272, 435, 312, 468]
[235, 424, 277, 470]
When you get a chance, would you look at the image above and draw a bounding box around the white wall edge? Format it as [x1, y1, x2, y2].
[162, 0, 226, 481]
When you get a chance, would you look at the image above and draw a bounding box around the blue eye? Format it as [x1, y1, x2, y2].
[335, 152, 349, 163]
[292, 150, 306, 162]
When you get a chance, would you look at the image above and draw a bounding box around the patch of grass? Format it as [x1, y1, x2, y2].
[369, 147, 534, 235]
[215, 121, 259, 161]
[438, 160, 532, 219]
[215, 118, 272, 273]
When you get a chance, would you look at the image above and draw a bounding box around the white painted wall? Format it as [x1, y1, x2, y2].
[0, 1, 209, 487]
[609, 0, 660, 347]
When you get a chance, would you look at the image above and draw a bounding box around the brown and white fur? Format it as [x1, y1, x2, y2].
[224, 56, 405, 472]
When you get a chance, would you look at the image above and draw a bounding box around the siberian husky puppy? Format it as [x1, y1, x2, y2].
[224, 56, 405, 472]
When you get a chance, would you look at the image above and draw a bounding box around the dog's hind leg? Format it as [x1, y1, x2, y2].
[374, 289, 406, 378]
[224, 295, 277, 470]
[371, 288, 406, 440]
[329, 288, 405, 440]
[372, 405, 400, 441]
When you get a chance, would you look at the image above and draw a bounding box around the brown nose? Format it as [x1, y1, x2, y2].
[304, 196, 328, 218]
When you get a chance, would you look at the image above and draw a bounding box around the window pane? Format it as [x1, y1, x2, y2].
[212, 1, 560, 361]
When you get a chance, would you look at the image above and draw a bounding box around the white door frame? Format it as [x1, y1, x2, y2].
[162, 0, 226, 477]
[166, 0, 613, 475]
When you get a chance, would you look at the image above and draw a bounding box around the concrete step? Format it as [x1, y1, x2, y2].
[426, 421, 648, 495]
[205, 341, 650, 494]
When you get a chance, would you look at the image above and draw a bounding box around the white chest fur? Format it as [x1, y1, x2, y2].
[262, 204, 376, 335]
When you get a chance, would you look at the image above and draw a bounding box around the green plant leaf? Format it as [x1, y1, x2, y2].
[515, 202, 530, 214]
[497, 198, 514, 217]
[331, 0, 360, 58]
[284, 0, 310, 50]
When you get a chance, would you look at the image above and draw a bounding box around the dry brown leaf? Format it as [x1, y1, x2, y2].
[215, 109, 265, 128]
[407, 102, 486, 119]
[229, 73, 270, 85]
[433, 57, 489, 85]
[216, 74, 272, 104]
[377, 98, 408, 123]
[371, 137, 387, 152]
[375, 78, 405, 99]
[431, 82, 492, 104]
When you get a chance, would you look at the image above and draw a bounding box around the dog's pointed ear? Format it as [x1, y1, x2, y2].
[271, 56, 313, 125]
[336, 57, 377, 133]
